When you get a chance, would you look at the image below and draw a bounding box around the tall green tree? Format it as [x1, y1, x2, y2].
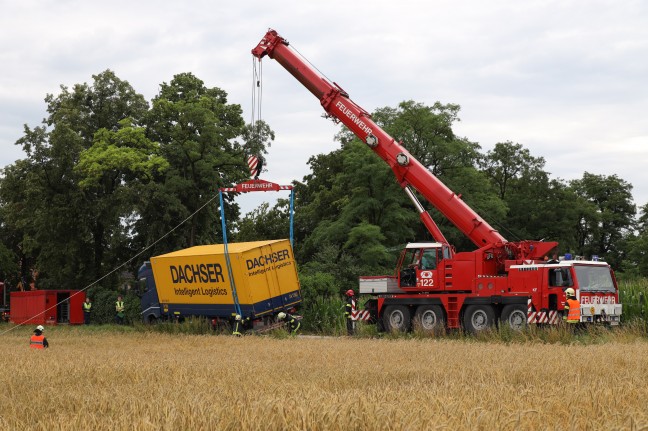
[141, 73, 247, 255]
[480, 141, 579, 250]
[236, 200, 291, 242]
[569, 172, 636, 267]
[74, 119, 169, 273]
[1, 70, 149, 288]
[623, 203, 648, 276]
[295, 100, 496, 293]
[370, 100, 504, 251]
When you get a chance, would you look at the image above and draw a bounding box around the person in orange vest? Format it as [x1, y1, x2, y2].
[563, 287, 581, 330]
[30, 325, 49, 349]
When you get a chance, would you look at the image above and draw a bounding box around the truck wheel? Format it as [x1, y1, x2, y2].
[413, 305, 445, 333]
[146, 315, 158, 325]
[382, 305, 411, 332]
[501, 304, 528, 331]
[463, 305, 495, 334]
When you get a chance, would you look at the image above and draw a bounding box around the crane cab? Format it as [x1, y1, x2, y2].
[397, 242, 451, 291]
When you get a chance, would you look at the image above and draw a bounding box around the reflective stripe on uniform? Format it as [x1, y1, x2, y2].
[567, 298, 581, 323]
[30, 335, 45, 349]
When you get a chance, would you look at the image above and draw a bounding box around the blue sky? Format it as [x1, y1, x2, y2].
[1, 0, 647, 215]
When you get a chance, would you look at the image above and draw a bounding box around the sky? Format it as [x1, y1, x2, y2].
[1, 0, 647, 218]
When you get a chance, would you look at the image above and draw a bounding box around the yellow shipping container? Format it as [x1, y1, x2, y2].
[148, 239, 301, 318]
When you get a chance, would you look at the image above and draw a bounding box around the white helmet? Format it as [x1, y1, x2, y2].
[235, 314, 241, 321]
[277, 312, 286, 320]
[36, 325, 44, 332]
[565, 287, 575, 297]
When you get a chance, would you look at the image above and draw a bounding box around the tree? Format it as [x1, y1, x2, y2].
[236, 201, 291, 242]
[296, 100, 493, 286]
[141, 73, 247, 254]
[370, 101, 503, 251]
[622, 203, 648, 277]
[1, 70, 150, 288]
[73, 118, 169, 274]
[480, 141, 582, 250]
[569, 172, 636, 267]
[481, 141, 546, 200]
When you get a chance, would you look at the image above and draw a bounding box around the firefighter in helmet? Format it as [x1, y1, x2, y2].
[344, 289, 356, 335]
[563, 287, 581, 329]
[232, 314, 251, 336]
[277, 311, 300, 335]
[30, 325, 49, 349]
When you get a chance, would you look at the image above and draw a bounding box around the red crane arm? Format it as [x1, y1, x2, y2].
[252, 29, 507, 249]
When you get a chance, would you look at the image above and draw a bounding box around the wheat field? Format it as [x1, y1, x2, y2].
[1, 326, 647, 431]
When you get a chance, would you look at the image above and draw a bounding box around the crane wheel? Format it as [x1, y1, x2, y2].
[382, 305, 411, 332]
[501, 304, 528, 331]
[413, 305, 445, 334]
[463, 305, 495, 334]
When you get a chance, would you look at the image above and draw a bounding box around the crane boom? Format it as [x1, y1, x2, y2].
[253, 29, 557, 260]
[252, 29, 505, 248]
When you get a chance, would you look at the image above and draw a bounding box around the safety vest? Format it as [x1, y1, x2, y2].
[83, 302, 92, 312]
[566, 298, 581, 323]
[30, 334, 45, 349]
[116, 301, 124, 312]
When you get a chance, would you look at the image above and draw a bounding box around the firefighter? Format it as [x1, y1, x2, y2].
[232, 314, 243, 337]
[82, 297, 92, 325]
[563, 287, 581, 330]
[115, 295, 125, 325]
[277, 312, 300, 335]
[344, 289, 356, 335]
[30, 325, 49, 349]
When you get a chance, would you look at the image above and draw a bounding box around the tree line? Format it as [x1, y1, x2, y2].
[0, 71, 646, 313]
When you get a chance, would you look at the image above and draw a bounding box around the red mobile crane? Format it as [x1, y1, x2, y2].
[252, 29, 622, 332]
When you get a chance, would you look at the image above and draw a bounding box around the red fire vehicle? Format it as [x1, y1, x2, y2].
[251, 29, 622, 332]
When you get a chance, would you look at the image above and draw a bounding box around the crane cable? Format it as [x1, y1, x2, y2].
[0, 193, 221, 336]
[251, 57, 263, 141]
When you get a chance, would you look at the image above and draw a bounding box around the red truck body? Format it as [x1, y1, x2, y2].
[252, 29, 622, 332]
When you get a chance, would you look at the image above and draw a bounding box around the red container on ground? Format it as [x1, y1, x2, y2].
[10, 290, 86, 325]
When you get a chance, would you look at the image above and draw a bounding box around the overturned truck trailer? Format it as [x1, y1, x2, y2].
[138, 239, 302, 331]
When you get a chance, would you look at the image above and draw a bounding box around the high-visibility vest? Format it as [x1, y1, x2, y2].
[83, 302, 92, 312]
[30, 334, 45, 349]
[116, 301, 124, 312]
[566, 298, 581, 323]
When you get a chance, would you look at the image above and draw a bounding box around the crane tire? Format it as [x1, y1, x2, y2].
[382, 305, 411, 333]
[413, 305, 445, 334]
[501, 304, 528, 331]
[463, 304, 496, 334]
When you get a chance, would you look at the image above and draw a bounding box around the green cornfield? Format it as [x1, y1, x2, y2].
[618, 277, 648, 323]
